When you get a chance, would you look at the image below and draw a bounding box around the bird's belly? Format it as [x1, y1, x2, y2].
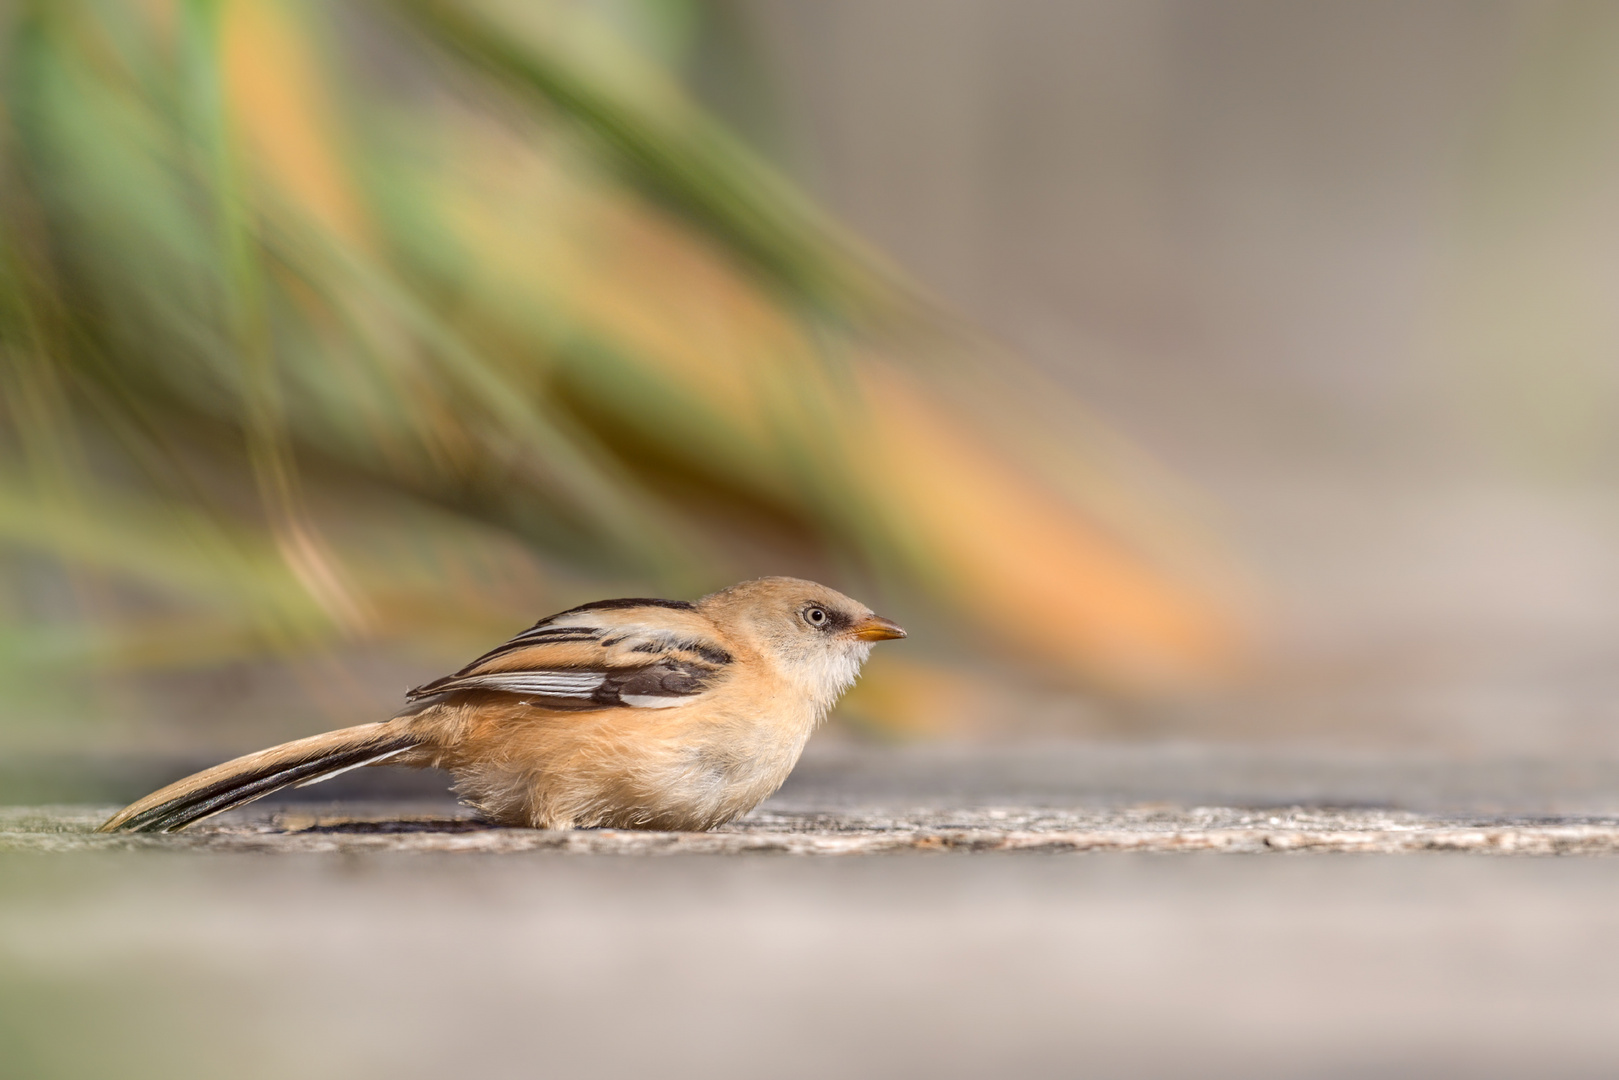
[444, 702, 814, 830]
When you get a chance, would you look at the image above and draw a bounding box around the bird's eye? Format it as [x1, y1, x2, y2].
[804, 606, 828, 627]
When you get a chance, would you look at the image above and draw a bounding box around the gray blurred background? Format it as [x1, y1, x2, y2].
[741, 0, 1619, 754]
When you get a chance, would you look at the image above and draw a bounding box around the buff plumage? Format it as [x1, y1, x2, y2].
[99, 577, 905, 833]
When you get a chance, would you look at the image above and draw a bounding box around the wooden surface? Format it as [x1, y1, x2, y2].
[11, 802, 1619, 855]
[9, 744, 1619, 1079]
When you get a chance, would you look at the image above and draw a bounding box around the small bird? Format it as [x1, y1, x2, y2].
[99, 577, 905, 833]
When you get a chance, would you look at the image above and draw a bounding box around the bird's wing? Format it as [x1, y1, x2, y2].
[406, 599, 734, 710]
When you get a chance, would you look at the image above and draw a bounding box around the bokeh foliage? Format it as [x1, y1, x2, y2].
[0, 0, 1241, 736]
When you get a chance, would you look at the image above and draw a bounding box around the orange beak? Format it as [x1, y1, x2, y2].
[852, 614, 907, 642]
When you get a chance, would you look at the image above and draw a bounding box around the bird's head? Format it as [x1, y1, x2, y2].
[698, 576, 905, 711]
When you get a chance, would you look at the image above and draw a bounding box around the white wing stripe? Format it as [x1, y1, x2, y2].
[618, 694, 689, 709]
[456, 672, 606, 695]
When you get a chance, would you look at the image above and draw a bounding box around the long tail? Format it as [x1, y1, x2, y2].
[97, 722, 422, 833]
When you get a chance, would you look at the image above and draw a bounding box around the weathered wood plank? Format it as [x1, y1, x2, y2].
[8, 804, 1619, 855]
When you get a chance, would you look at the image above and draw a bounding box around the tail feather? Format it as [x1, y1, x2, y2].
[98, 723, 421, 833]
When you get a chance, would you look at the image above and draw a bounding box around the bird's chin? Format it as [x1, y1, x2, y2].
[835, 639, 875, 688]
[794, 639, 873, 711]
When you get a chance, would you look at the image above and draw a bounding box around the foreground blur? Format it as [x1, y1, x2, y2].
[6, 848, 1619, 1079]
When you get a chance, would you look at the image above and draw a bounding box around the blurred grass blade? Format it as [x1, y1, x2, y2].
[397, 0, 897, 322]
[0, 0, 1246, 744]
